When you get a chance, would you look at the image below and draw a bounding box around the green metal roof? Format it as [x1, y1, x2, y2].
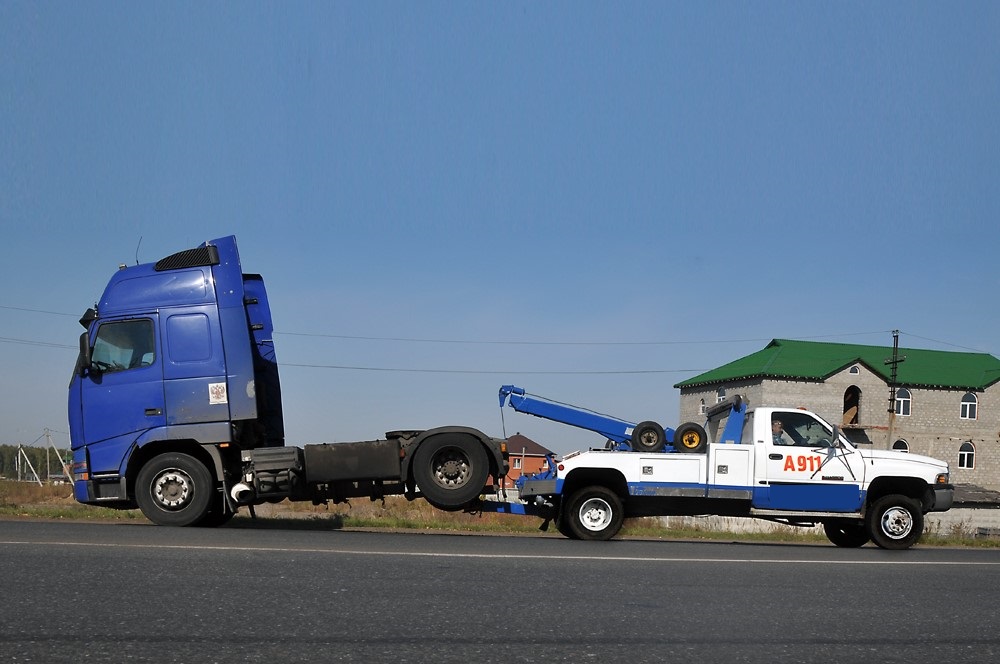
[674, 339, 1000, 391]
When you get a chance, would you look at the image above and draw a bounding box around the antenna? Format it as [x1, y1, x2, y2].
[135, 236, 143, 265]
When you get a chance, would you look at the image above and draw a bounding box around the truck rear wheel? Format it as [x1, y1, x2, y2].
[135, 452, 213, 527]
[632, 421, 666, 453]
[867, 494, 923, 550]
[674, 422, 708, 453]
[823, 519, 870, 548]
[413, 434, 490, 511]
[566, 486, 624, 541]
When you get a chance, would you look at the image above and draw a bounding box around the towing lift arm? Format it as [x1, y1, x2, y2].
[498, 385, 675, 445]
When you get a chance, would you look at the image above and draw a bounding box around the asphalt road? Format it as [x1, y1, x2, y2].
[1, 520, 999, 663]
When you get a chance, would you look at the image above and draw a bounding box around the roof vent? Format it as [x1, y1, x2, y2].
[155, 245, 221, 272]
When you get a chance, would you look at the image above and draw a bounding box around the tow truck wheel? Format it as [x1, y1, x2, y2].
[632, 421, 666, 453]
[413, 434, 490, 511]
[823, 519, 870, 548]
[566, 486, 624, 541]
[674, 422, 708, 453]
[135, 453, 213, 527]
[867, 494, 924, 550]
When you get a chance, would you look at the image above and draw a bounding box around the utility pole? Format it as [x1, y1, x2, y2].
[884, 330, 906, 447]
[44, 428, 74, 486]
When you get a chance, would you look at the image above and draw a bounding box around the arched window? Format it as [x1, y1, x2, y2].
[894, 388, 911, 416]
[699, 399, 707, 415]
[849, 365, 860, 375]
[959, 442, 975, 469]
[892, 439, 909, 453]
[961, 393, 978, 420]
[716, 387, 726, 404]
[843, 386, 861, 425]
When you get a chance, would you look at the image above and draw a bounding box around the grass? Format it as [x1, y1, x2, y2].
[2, 480, 997, 547]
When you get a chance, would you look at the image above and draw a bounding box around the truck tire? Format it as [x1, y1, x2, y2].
[566, 486, 624, 541]
[135, 453, 213, 527]
[674, 422, 708, 453]
[413, 434, 490, 511]
[631, 421, 666, 453]
[823, 519, 870, 548]
[867, 494, 924, 550]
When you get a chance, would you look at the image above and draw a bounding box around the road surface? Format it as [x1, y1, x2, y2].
[1, 519, 998, 662]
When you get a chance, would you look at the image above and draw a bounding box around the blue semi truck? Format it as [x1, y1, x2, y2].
[68, 236, 508, 526]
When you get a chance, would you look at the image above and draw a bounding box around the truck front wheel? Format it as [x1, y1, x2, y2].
[867, 494, 924, 550]
[135, 453, 213, 527]
[566, 486, 624, 541]
[413, 434, 490, 511]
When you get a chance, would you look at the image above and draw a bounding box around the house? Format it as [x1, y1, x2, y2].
[674, 339, 1000, 491]
[503, 433, 554, 488]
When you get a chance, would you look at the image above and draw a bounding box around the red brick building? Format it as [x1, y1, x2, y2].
[503, 433, 554, 487]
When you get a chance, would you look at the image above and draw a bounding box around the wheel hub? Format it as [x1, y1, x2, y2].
[579, 498, 612, 531]
[881, 506, 913, 539]
[153, 471, 192, 509]
[433, 452, 469, 487]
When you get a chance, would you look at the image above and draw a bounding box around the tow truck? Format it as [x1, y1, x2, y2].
[485, 386, 954, 550]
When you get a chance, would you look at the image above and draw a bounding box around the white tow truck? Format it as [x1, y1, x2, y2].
[486, 389, 953, 549]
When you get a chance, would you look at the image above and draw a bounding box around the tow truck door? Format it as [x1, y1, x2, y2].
[756, 410, 865, 512]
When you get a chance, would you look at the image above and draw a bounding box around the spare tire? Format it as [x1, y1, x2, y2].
[673, 422, 709, 453]
[631, 421, 667, 453]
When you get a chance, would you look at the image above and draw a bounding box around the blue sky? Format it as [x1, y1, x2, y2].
[2, 2, 998, 454]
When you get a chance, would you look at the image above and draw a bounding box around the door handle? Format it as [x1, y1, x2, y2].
[145, 408, 162, 416]
[768, 453, 783, 460]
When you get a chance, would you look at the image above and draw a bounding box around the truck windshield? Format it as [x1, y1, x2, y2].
[92, 319, 155, 372]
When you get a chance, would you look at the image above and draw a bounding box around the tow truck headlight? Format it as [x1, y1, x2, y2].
[935, 473, 949, 485]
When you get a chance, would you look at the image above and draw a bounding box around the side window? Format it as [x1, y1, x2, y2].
[894, 388, 911, 417]
[958, 442, 975, 469]
[92, 319, 155, 373]
[960, 393, 978, 420]
[716, 388, 726, 404]
[772, 411, 834, 447]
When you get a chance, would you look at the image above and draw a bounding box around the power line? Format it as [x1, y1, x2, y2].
[0, 336, 77, 350]
[0, 304, 78, 318]
[275, 329, 893, 347]
[281, 362, 704, 375]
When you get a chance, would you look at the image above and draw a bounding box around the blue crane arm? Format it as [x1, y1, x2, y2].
[499, 385, 659, 444]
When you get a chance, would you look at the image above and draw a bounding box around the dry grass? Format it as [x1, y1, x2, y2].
[2, 481, 995, 546]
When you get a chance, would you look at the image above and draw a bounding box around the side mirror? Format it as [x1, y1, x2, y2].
[77, 332, 93, 377]
[831, 425, 844, 448]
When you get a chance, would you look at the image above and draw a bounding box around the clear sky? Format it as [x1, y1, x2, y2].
[2, 2, 998, 454]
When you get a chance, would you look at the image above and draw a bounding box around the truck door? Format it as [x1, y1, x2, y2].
[79, 316, 166, 472]
[759, 410, 865, 512]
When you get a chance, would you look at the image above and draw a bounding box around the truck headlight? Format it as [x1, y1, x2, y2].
[935, 473, 949, 485]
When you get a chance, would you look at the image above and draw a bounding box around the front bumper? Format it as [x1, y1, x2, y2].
[929, 484, 955, 512]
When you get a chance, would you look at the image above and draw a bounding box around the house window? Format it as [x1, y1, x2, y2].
[513, 458, 522, 470]
[892, 439, 909, 453]
[961, 393, 978, 420]
[894, 388, 911, 416]
[958, 442, 975, 469]
[716, 388, 726, 404]
[699, 399, 707, 415]
[849, 365, 860, 375]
